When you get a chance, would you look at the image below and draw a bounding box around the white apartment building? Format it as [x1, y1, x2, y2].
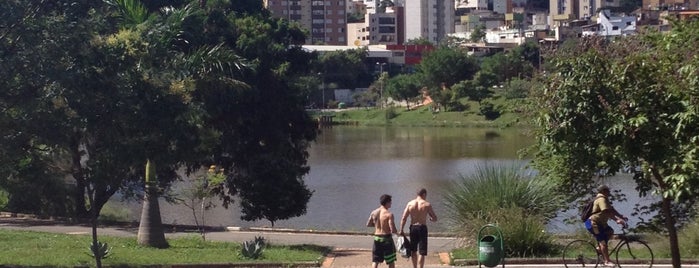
[582, 9, 637, 37]
[404, 0, 456, 43]
[456, 0, 488, 10]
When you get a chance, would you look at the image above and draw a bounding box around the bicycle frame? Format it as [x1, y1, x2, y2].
[608, 225, 644, 256]
[563, 223, 654, 268]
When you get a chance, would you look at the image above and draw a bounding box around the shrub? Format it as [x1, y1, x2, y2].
[479, 101, 501, 120]
[443, 163, 564, 257]
[240, 236, 266, 259]
[385, 106, 398, 120]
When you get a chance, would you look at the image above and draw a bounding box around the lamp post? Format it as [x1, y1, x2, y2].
[376, 62, 386, 108]
[317, 72, 325, 109]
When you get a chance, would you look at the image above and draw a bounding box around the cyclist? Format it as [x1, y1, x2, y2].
[585, 184, 628, 267]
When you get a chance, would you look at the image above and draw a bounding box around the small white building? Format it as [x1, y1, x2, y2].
[582, 10, 636, 37]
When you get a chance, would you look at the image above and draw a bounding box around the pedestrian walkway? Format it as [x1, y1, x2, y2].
[321, 249, 449, 267]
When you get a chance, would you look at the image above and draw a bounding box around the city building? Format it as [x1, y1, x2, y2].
[581, 9, 637, 37]
[404, 0, 456, 43]
[643, 0, 697, 10]
[264, 0, 348, 45]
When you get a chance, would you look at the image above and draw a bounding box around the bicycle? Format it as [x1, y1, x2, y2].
[563, 223, 654, 268]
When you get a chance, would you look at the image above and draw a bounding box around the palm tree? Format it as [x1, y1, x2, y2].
[105, 0, 249, 247]
[137, 160, 168, 247]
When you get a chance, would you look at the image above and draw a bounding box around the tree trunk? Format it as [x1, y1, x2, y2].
[88, 185, 102, 268]
[662, 196, 680, 268]
[652, 167, 680, 268]
[137, 184, 169, 248]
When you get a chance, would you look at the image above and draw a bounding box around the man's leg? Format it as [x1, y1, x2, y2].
[410, 251, 418, 268]
[372, 239, 382, 268]
[418, 226, 429, 268]
[598, 240, 612, 264]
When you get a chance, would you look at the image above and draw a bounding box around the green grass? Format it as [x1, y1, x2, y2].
[0, 229, 329, 267]
[322, 98, 524, 128]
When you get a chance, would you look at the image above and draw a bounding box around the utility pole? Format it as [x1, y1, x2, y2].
[376, 62, 387, 108]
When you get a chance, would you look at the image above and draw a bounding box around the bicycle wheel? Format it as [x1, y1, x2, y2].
[615, 240, 653, 268]
[563, 239, 600, 268]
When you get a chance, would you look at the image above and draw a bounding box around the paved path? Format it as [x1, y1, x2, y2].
[0, 215, 457, 267]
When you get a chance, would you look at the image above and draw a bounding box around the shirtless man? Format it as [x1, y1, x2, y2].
[366, 194, 398, 268]
[400, 188, 438, 268]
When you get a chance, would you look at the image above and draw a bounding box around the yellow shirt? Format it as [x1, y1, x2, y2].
[589, 193, 612, 227]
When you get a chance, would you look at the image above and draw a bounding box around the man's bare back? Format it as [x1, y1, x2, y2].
[368, 207, 396, 235]
[403, 198, 437, 226]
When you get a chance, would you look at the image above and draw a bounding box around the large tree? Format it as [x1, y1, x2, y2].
[417, 46, 479, 89]
[1, 0, 318, 229]
[531, 21, 699, 267]
[318, 48, 371, 89]
[385, 74, 422, 110]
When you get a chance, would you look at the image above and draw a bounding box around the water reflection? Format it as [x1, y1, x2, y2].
[116, 125, 655, 233]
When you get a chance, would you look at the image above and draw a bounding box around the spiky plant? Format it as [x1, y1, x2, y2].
[88, 241, 111, 260]
[240, 237, 266, 259]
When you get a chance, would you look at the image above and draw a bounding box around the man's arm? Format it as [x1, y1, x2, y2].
[366, 209, 376, 227]
[399, 202, 411, 234]
[427, 203, 438, 222]
[389, 213, 398, 234]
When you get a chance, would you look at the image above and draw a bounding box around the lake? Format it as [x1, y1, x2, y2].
[115, 125, 657, 233]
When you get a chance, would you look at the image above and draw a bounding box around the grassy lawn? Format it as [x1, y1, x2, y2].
[0, 229, 329, 267]
[320, 98, 524, 128]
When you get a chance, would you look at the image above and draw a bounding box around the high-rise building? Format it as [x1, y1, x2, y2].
[265, 0, 348, 45]
[403, 0, 455, 44]
[642, 0, 697, 9]
[549, 0, 622, 25]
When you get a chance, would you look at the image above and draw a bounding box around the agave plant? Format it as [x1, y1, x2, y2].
[240, 236, 266, 259]
[88, 241, 111, 260]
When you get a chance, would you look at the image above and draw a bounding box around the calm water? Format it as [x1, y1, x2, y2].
[115, 125, 656, 233]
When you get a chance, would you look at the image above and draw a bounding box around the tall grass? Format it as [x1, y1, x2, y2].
[443, 163, 565, 257]
[648, 218, 699, 259]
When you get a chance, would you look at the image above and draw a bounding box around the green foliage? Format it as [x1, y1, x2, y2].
[347, 12, 364, 23]
[532, 20, 699, 266]
[177, 165, 226, 240]
[0, 188, 8, 210]
[672, 216, 699, 257]
[452, 79, 493, 103]
[385, 74, 422, 110]
[418, 47, 479, 89]
[240, 236, 266, 259]
[443, 164, 564, 257]
[97, 204, 130, 223]
[479, 100, 501, 120]
[105, 0, 149, 27]
[470, 24, 486, 43]
[1, 0, 318, 229]
[500, 78, 532, 99]
[405, 37, 433, 45]
[385, 106, 399, 120]
[88, 241, 111, 260]
[479, 49, 536, 86]
[318, 48, 371, 88]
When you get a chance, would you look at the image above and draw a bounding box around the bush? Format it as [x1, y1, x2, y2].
[385, 106, 398, 120]
[479, 101, 501, 120]
[240, 236, 266, 259]
[443, 163, 564, 257]
[0, 188, 8, 211]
